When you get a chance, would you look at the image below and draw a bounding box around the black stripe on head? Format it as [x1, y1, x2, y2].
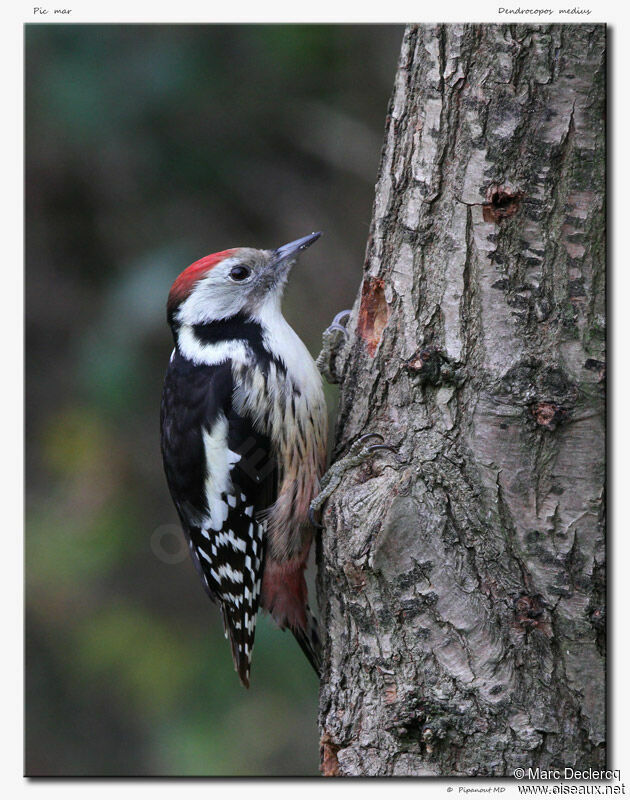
[193, 315, 266, 360]
[192, 315, 287, 377]
[192, 314, 262, 345]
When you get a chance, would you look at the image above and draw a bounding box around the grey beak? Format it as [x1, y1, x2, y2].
[274, 232, 322, 263]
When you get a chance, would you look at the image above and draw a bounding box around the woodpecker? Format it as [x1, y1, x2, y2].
[160, 233, 327, 687]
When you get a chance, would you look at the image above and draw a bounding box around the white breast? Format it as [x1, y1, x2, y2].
[255, 297, 322, 398]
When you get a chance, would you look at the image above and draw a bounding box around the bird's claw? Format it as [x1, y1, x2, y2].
[355, 433, 384, 445]
[309, 432, 399, 528]
[308, 506, 324, 530]
[326, 310, 351, 336]
[316, 309, 352, 384]
[350, 432, 397, 455]
[366, 443, 398, 454]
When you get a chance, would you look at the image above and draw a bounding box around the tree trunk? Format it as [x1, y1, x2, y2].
[317, 23, 605, 777]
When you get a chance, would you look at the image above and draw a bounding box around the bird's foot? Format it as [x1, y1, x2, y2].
[326, 309, 352, 335]
[309, 434, 397, 528]
[315, 310, 351, 384]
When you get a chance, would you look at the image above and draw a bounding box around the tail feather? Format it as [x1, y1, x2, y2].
[290, 605, 322, 677]
[221, 600, 320, 685]
[261, 558, 321, 677]
[220, 603, 255, 689]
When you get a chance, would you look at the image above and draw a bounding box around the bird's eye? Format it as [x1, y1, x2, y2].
[228, 265, 251, 282]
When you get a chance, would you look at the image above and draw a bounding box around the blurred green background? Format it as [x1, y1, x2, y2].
[25, 23, 403, 776]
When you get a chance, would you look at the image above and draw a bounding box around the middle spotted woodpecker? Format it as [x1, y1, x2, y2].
[160, 233, 327, 687]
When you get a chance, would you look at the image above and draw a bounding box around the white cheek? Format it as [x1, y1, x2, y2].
[177, 257, 250, 324]
[178, 284, 241, 324]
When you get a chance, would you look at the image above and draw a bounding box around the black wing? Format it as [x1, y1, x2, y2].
[160, 350, 277, 686]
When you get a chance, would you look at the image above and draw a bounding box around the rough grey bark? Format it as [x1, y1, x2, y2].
[317, 24, 605, 777]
